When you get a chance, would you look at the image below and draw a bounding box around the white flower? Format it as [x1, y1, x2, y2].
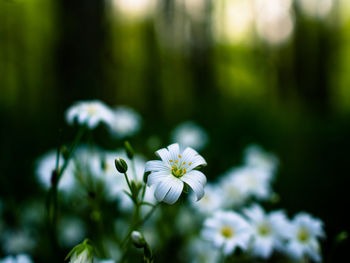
[67, 239, 94, 263]
[285, 213, 324, 262]
[70, 249, 92, 263]
[66, 100, 114, 129]
[107, 106, 141, 138]
[219, 172, 249, 208]
[36, 150, 75, 191]
[202, 211, 252, 255]
[230, 166, 272, 200]
[244, 144, 278, 176]
[145, 143, 207, 204]
[191, 183, 223, 215]
[0, 254, 33, 263]
[171, 121, 208, 151]
[243, 204, 291, 258]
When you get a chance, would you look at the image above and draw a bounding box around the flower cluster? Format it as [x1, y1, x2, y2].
[0, 100, 329, 263]
[184, 145, 325, 262]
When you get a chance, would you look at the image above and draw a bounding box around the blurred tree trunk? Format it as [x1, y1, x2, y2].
[56, 0, 108, 110]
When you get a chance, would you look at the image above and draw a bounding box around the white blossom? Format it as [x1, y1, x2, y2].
[171, 121, 208, 151]
[66, 100, 114, 129]
[285, 213, 324, 262]
[107, 106, 141, 138]
[145, 143, 207, 204]
[230, 166, 272, 200]
[243, 144, 278, 176]
[202, 211, 252, 255]
[219, 171, 249, 208]
[243, 204, 291, 258]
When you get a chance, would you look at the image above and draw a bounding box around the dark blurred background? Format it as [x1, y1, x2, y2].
[0, 0, 349, 261]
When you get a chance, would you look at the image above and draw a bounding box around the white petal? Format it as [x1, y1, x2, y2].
[154, 176, 174, 202]
[181, 173, 205, 200]
[163, 179, 184, 204]
[156, 148, 172, 162]
[147, 171, 171, 186]
[185, 170, 207, 185]
[167, 143, 180, 160]
[182, 147, 198, 163]
[145, 160, 169, 172]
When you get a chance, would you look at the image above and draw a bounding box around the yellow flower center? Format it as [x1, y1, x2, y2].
[258, 223, 271, 236]
[87, 105, 97, 115]
[297, 228, 309, 242]
[221, 226, 234, 238]
[171, 166, 186, 178]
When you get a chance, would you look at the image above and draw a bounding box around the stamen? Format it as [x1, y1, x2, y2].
[182, 162, 186, 165]
[172, 165, 175, 169]
[184, 168, 186, 173]
[188, 162, 192, 165]
[178, 155, 182, 158]
[169, 160, 173, 162]
[175, 160, 178, 164]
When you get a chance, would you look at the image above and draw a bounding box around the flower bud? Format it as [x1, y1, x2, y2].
[114, 158, 128, 173]
[124, 141, 134, 159]
[131, 231, 146, 248]
[65, 239, 94, 263]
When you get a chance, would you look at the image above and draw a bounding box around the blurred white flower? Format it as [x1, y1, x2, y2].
[72, 145, 103, 181]
[66, 100, 114, 129]
[191, 184, 223, 215]
[243, 204, 291, 258]
[58, 217, 86, 248]
[231, 166, 272, 200]
[36, 150, 76, 191]
[107, 106, 141, 139]
[2, 231, 36, 254]
[186, 237, 220, 263]
[202, 211, 252, 255]
[145, 143, 207, 204]
[95, 259, 115, 263]
[285, 213, 324, 262]
[244, 144, 278, 175]
[0, 254, 33, 263]
[172, 122, 208, 151]
[297, 0, 334, 18]
[219, 171, 249, 208]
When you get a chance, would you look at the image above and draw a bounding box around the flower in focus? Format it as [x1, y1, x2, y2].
[243, 204, 290, 258]
[243, 144, 278, 175]
[285, 213, 324, 262]
[202, 211, 252, 255]
[0, 254, 33, 263]
[36, 150, 75, 192]
[107, 106, 141, 138]
[66, 239, 94, 263]
[171, 121, 208, 151]
[66, 100, 114, 129]
[145, 143, 207, 204]
[191, 183, 223, 215]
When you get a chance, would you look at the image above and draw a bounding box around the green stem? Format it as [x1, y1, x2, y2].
[47, 126, 86, 251]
